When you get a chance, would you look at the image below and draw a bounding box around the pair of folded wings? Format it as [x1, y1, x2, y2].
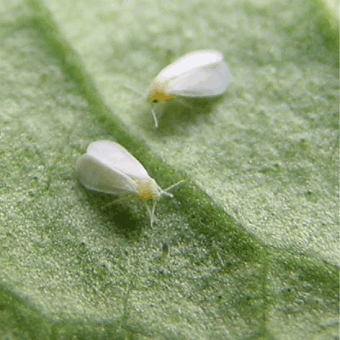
[156, 50, 231, 97]
[76, 141, 151, 196]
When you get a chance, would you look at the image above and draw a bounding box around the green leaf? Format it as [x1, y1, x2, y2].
[0, 0, 338, 339]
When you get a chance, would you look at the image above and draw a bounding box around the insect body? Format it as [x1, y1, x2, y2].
[76, 140, 182, 226]
[148, 50, 231, 127]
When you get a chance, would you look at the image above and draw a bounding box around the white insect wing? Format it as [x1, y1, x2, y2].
[156, 50, 223, 82]
[168, 61, 231, 97]
[86, 140, 150, 180]
[76, 154, 138, 195]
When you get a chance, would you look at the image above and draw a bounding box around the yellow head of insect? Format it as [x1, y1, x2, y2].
[148, 79, 175, 105]
[136, 178, 159, 202]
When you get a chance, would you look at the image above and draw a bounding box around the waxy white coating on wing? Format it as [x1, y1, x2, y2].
[76, 154, 138, 196]
[86, 140, 150, 180]
[155, 50, 224, 82]
[168, 61, 230, 97]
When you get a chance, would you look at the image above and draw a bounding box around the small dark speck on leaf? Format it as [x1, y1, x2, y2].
[162, 242, 170, 257]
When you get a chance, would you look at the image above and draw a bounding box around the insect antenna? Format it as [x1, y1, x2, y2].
[162, 180, 185, 197]
[123, 84, 144, 96]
